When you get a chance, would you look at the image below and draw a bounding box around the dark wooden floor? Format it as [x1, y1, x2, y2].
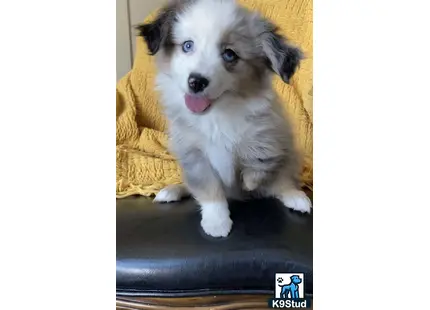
[117, 295, 313, 309]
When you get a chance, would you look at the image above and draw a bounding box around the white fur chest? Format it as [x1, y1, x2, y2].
[169, 93, 275, 189]
[193, 103, 252, 187]
[197, 103, 250, 145]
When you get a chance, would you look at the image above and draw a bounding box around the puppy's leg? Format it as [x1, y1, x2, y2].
[181, 149, 232, 237]
[242, 169, 268, 192]
[268, 175, 312, 213]
[239, 139, 286, 192]
[241, 157, 282, 192]
[153, 184, 190, 203]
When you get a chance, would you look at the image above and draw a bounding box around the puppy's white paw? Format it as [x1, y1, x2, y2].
[200, 202, 233, 237]
[280, 190, 312, 213]
[242, 173, 259, 191]
[153, 184, 189, 203]
[201, 216, 233, 238]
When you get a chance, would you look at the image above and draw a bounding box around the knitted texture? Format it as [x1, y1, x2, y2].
[116, 0, 313, 198]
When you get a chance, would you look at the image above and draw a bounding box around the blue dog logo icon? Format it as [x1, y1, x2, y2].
[277, 274, 302, 299]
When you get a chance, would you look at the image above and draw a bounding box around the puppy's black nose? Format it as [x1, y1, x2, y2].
[188, 73, 210, 93]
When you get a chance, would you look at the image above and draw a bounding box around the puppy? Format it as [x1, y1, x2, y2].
[138, 0, 312, 237]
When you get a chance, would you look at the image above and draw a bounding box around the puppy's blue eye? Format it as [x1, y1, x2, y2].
[182, 41, 194, 53]
[222, 49, 238, 62]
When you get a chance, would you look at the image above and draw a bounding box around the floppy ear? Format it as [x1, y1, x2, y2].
[261, 25, 303, 84]
[135, 7, 175, 55]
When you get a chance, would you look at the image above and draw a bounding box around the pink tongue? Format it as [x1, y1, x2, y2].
[184, 94, 211, 113]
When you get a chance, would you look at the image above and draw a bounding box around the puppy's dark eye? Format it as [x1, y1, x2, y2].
[182, 41, 194, 53]
[222, 49, 238, 62]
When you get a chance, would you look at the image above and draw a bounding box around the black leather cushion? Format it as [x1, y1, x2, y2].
[116, 196, 313, 297]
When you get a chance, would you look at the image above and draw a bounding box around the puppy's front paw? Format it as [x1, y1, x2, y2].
[201, 216, 233, 237]
[280, 190, 312, 213]
[242, 172, 260, 191]
[200, 202, 233, 237]
[153, 184, 189, 203]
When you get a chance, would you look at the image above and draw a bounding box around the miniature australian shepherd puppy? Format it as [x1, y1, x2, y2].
[138, 0, 312, 237]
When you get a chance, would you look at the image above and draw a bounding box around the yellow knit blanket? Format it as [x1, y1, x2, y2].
[116, 0, 313, 198]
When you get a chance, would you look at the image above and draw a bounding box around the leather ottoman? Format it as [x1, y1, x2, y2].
[117, 195, 313, 309]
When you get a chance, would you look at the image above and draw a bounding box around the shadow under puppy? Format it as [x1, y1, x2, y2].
[138, 0, 312, 237]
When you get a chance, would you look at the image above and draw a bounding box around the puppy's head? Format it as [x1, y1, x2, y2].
[137, 0, 303, 114]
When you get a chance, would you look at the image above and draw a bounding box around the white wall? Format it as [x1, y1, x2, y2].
[116, 0, 132, 81]
[116, 0, 166, 81]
